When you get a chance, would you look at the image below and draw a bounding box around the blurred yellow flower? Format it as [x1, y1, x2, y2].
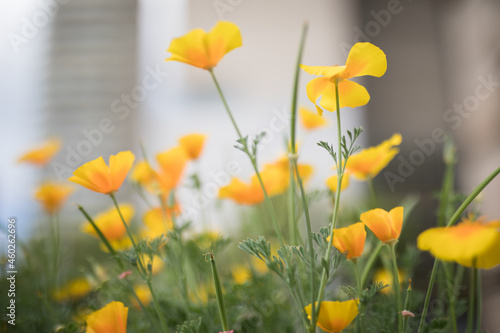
[305, 300, 359, 332]
[299, 106, 328, 130]
[301, 42, 387, 115]
[219, 178, 264, 205]
[130, 160, 157, 187]
[18, 139, 61, 166]
[417, 218, 500, 269]
[142, 207, 174, 239]
[82, 204, 134, 241]
[53, 277, 92, 302]
[69, 151, 135, 194]
[361, 207, 404, 244]
[156, 146, 188, 192]
[34, 182, 74, 214]
[373, 268, 405, 294]
[329, 222, 366, 260]
[326, 174, 350, 193]
[179, 133, 207, 160]
[85, 301, 128, 333]
[139, 254, 165, 275]
[232, 265, 252, 284]
[165, 21, 242, 70]
[346, 133, 402, 180]
[131, 284, 152, 308]
[102, 237, 133, 252]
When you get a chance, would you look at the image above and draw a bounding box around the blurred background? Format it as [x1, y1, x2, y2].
[1, 0, 499, 329]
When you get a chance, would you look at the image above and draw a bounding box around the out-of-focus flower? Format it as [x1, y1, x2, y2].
[102, 237, 133, 252]
[301, 42, 387, 115]
[53, 277, 92, 302]
[165, 21, 242, 70]
[219, 178, 264, 205]
[299, 106, 328, 130]
[34, 182, 74, 214]
[232, 265, 251, 284]
[141, 207, 174, 239]
[131, 284, 152, 308]
[304, 300, 359, 332]
[18, 139, 61, 166]
[361, 207, 404, 244]
[373, 268, 405, 294]
[328, 222, 366, 260]
[417, 218, 500, 269]
[130, 160, 157, 187]
[139, 254, 165, 275]
[179, 133, 207, 160]
[345, 133, 402, 180]
[156, 146, 189, 192]
[118, 271, 133, 280]
[401, 310, 415, 318]
[326, 173, 350, 193]
[82, 204, 134, 241]
[69, 151, 135, 194]
[85, 301, 128, 333]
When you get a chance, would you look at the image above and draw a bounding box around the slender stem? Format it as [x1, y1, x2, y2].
[147, 280, 170, 333]
[292, 159, 316, 333]
[288, 171, 299, 245]
[353, 259, 364, 333]
[442, 263, 458, 333]
[209, 254, 229, 331]
[367, 178, 378, 208]
[209, 69, 285, 246]
[466, 266, 476, 333]
[418, 166, 500, 332]
[476, 267, 482, 333]
[437, 157, 454, 227]
[315, 80, 344, 312]
[403, 279, 413, 333]
[360, 241, 384, 288]
[389, 243, 403, 332]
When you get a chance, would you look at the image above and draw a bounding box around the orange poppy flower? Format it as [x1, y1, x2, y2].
[328, 222, 366, 259]
[82, 204, 134, 241]
[34, 182, 74, 213]
[69, 151, 135, 194]
[299, 106, 328, 130]
[179, 133, 207, 160]
[85, 301, 128, 333]
[361, 207, 404, 244]
[156, 146, 189, 192]
[18, 139, 61, 166]
[304, 300, 359, 332]
[165, 21, 242, 70]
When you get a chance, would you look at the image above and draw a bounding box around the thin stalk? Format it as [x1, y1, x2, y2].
[367, 178, 378, 208]
[418, 166, 500, 332]
[209, 69, 285, 246]
[353, 259, 364, 333]
[389, 243, 403, 333]
[443, 263, 458, 333]
[292, 159, 316, 333]
[476, 267, 482, 333]
[209, 254, 229, 331]
[315, 80, 344, 312]
[288, 172, 299, 245]
[466, 267, 476, 333]
[360, 241, 384, 288]
[437, 157, 454, 227]
[147, 280, 170, 333]
[403, 279, 413, 333]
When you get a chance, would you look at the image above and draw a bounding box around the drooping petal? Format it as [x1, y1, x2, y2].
[299, 107, 328, 130]
[305, 300, 359, 332]
[319, 79, 370, 112]
[85, 301, 128, 333]
[300, 64, 346, 77]
[305, 77, 331, 115]
[344, 42, 387, 79]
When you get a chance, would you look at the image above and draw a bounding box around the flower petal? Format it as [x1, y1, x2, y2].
[109, 151, 135, 192]
[361, 208, 395, 243]
[300, 64, 346, 77]
[305, 77, 331, 115]
[165, 28, 208, 69]
[69, 156, 113, 193]
[299, 107, 328, 130]
[156, 146, 189, 191]
[319, 79, 370, 112]
[85, 301, 128, 333]
[205, 21, 242, 68]
[344, 42, 387, 79]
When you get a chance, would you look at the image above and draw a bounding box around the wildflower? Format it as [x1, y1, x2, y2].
[139, 254, 165, 275]
[118, 271, 133, 279]
[142, 207, 174, 239]
[361, 207, 404, 244]
[299, 106, 328, 130]
[82, 204, 134, 241]
[102, 237, 133, 252]
[328, 222, 366, 260]
[85, 301, 128, 333]
[401, 310, 415, 318]
[130, 160, 157, 187]
[417, 218, 500, 269]
[34, 182, 74, 214]
[326, 173, 350, 193]
[165, 21, 242, 70]
[18, 139, 61, 166]
[131, 284, 152, 308]
[304, 300, 359, 332]
[69, 151, 135, 194]
[219, 178, 264, 204]
[345, 133, 402, 180]
[156, 146, 188, 192]
[53, 277, 92, 302]
[179, 133, 207, 160]
[301, 42, 387, 115]
[373, 268, 405, 294]
[232, 265, 251, 284]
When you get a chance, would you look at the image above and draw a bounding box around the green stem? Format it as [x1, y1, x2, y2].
[367, 178, 378, 208]
[360, 241, 384, 288]
[209, 69, 285, 247]
[418, 166, 500, 332]
[466, 266, 476, 333]
[353, 259, 364, 333]
[291, 159, 316, 333]
[315, 79, 343, 314]
[389, 243, 403, 333]
[403, 279, 413, 333]
[437, 155, 454, 227]
[288, 171, 299, 245]
[476, 267, 482, 333]
[209, 254, 229, 331]
[442, 263, 458, 333]
[147, 280, 170, 333]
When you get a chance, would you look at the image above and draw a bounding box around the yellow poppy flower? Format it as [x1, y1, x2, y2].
[101, 237, 133, 252]
[417, 218, 500, 269]
[18, 139, 61, 166]
[346, 133, 402, 180]
[34, 182, 74, 214]
[130, 160, 158, 186]
[232, 265, 252, 284]
[326, 174, 350, 193]
[299, 106, 328, 130]
[304, 300, 359, 332]
[138, 254, 165, 275]
[373, 268, 405, 294]
[142, 207, 174, 239]
[301, 42, 387, 115]
[69, 151, 135, 194]
[361, 207, 404, 244]
[85, 301, 128, 333]
[328, 222, 366, 260]
[165, 21, 242, 70]
[179, 133, 207, 160]
[219, 178, 264, 205]
[53, 277, 92, 302]
[82, 204, 134, 241]
[131, 284, 152, 308]
[156, 146, 188, 192]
